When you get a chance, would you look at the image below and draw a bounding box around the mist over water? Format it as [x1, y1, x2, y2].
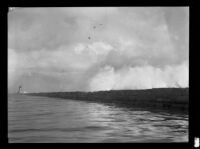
[8, 94, 188, 143]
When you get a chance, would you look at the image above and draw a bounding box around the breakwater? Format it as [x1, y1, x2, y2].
[28, 88, 188, 113]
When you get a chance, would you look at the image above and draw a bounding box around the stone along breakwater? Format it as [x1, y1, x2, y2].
[28, 88, 188, 113]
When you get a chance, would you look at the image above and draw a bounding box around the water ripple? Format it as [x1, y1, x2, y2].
[8, 94, 188, 143]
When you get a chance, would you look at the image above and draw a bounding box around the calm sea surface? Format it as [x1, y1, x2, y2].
[8, 94, 188, 143]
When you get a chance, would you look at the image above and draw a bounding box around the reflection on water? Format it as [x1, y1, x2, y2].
[8, 94, 188, 143]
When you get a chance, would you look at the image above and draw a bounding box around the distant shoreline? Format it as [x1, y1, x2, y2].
[27, 88, 189, 114]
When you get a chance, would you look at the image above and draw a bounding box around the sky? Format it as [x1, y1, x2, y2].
[8, 7, 189, 93]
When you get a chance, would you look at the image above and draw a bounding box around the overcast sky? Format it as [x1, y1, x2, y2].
[8, 7, 189, 93]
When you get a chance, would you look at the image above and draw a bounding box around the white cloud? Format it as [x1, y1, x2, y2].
[89, 62, 189, 91]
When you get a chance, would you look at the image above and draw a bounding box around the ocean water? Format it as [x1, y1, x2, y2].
[8, 94, 188, 143]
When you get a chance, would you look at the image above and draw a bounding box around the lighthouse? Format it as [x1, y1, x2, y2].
[18, 85, 22, 94]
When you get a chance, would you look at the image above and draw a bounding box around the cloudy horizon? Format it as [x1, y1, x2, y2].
[8, 7, 189, 93]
